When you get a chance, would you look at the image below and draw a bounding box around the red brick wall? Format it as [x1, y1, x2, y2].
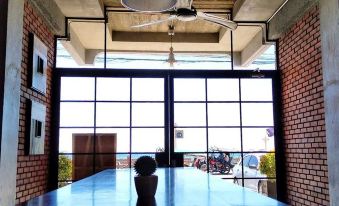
[279, 5, 329, 206]
[16, 1, 54, 204]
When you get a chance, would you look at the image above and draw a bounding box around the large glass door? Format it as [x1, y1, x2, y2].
[57, 70, 280, 199]
[170, 76, 276, 197]
[58, 76, 168, 185]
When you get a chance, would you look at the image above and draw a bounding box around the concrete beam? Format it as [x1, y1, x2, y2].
[218, 27, 231, 44]
[61, 27, 86, 65]
[240, 30, 270, 67]
[54, 0, 104, 18]
[28, 0, 65, 35]
[268, 0, 318, 39]
[320, 0, 339, 205]
[85, 49, 101, 65]
[233, 0, 286, 21]
[0, 0, 24, 205]
[111, 31, 219, 43]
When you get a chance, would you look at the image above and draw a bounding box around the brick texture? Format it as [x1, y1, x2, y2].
[279, 5, 329, 206]
[16, 1, 54, 204]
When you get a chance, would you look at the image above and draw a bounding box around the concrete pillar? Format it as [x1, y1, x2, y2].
[320, 0, 339, 205]
[0, 0, 24, 205]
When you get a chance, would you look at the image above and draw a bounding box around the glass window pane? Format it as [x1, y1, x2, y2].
[208, 128, 241, 152]
[249, 156, 259, 167]
[58, 155, 73, 182]
[131, 154, 155, 167]
[233, 30, 276, 70]
[96, 103, 130, 127]
[132, 103, 164, 126]
[60, 103, 94, 127]
[116, 154, 130, 169]
[174, 128, 206, 152]
[96, 78, 130, 101]
[241, 79, 273, 101]
[242, 128, 275, 151]
[61, 77, 95, 100]
[58, 155, 73, 184]
[208, 103, 240, 126]
[183, 153, 207, 168]
[132, 78, 164, 101]
[132, 128, 164, 152]
[174, 103, 206, 126]
[239, 153, 273, 179]
[59, 128, 94, 153]
[233, 155, 252, 181]
[242, 103, 274, 126]
[96, 129, 130, 153]
[70, 154, 94, 181]
[174, 79, 205, 101]
[207, 79, 239, 101]
[249, 179, 277, 199]
[95, 133, 118, 153]
[95, 154, 130, 170]
[95, 154, 118, 172]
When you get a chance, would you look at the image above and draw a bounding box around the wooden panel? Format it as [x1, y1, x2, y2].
[95, 134, 117, 153]
[72, 133, 93, 153]
[95, 134, 117, 172]
[72, 133, 117, 180]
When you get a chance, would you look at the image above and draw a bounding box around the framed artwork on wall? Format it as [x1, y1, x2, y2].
[29, 32, 47, 94]
[26, 99, 46, 155]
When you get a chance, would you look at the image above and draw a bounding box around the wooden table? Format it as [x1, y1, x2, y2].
[24, 168, 286, 206]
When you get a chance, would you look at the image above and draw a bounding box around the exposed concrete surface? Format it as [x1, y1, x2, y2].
[268, 0, 319, 39]
[240, 29, 270, 67]
[28, 0, 65, 35]
[320, 0, 339, 205]
[0, 0, 24, 205]
[54, 0, 104, 18]
[233, 0, 285, 21]
[61, 26, 86, 65]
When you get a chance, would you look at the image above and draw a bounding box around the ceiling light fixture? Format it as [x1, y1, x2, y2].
[167, 25, 176, 68]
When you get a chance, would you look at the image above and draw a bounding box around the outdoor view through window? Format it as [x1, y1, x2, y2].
[57, 42, 278, 199]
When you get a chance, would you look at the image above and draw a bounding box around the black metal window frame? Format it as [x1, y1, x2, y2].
[51, 68, 285, 200]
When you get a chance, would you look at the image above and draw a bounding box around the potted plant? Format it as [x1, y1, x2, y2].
[259, 153, 277, 198]
[134, 156, 158, 198]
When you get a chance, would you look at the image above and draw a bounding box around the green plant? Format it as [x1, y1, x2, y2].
[259, 153, 276, 178]
[134, 156, 157, 176]
[58, 155, 72, 181]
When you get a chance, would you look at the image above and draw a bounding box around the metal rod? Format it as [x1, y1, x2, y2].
[104, 6, 108, 69]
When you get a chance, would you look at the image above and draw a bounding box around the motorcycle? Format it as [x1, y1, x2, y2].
[208, 155, 231, 174]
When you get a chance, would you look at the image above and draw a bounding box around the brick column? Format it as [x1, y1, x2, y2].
[279, 5, 329, 205]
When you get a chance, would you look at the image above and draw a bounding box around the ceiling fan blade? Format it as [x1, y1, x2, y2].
[175, 0, 193, 9]
[131, 15, 177, 28]
[197, 12, 237, 30]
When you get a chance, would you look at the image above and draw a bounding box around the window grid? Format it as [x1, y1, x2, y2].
[58, 76, 277, 193]
[172, 77, 275, 187]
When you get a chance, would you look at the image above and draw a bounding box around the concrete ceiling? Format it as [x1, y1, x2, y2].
[233, 0, 286, 21]
[55, 0, 286, 66]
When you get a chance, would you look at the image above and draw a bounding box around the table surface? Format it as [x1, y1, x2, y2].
[25, 168, 287, 206]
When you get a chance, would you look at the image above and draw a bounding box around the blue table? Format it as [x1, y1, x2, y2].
[25, 168, 286, 206]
